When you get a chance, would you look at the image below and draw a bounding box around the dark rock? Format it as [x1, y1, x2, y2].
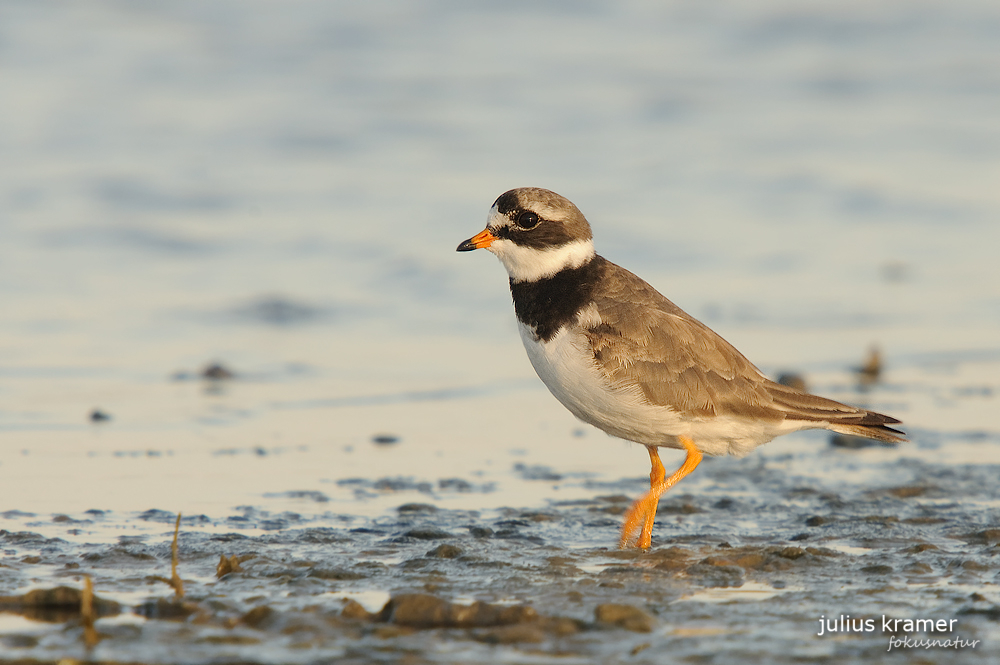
[831, 433, 896, 449]
[9, 586, 121, 622]
[273, 490, 329, 503]
[426, 544, 463, 559]
[513, 463, 562, 481]
[438, 478, 472, 492]
[805, 515, 832, 527]
[957, 606, 1000, 621]
[903, 562, 933, 575]
[1, 634, 39, 648]
[308, 567, 366, 581]
[240, 605, 276, 629]
[341, 599, 374, 621]
[202, 363, 235, 379]
[400, 528, 452, 541]
[134, 598, 197, 620]
[594, 603, 654, 633]
[397, 503, 437, 514]
[776, 373, 807, 391]
[886, 485, 932, 498]
[475, 624, 545, 644]
[380, 594, 537, 629]
[959, 529, 1000, 545]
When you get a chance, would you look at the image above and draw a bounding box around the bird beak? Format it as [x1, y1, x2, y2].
[456, 228, 496, 252]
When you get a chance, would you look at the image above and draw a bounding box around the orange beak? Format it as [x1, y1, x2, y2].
[456, 228, 496, 252]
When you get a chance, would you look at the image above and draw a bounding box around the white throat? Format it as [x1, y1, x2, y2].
[489, 237, 595, 282]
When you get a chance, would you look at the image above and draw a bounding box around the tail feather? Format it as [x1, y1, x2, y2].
[826, 421, 907, 444]
[765, 381, 907, 444]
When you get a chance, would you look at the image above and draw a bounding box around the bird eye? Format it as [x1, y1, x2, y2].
[515, 211, 540, 229]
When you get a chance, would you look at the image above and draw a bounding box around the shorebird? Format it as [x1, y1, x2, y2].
[458, 187, 905, 549]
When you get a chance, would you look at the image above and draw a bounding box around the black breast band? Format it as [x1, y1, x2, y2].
[509, 257, 605, 342]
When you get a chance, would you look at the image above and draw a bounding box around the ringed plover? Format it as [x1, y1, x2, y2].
[457, 187, 905, 549]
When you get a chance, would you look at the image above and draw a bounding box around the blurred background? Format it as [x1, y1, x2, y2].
[1, 0, 998, 519]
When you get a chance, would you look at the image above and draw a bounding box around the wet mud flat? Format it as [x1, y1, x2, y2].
[2, 451, 999, 665]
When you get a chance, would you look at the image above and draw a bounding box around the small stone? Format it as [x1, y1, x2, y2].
[855, 346, 882, 384]
[543, 616, 583, 636]
[380, 594, 452, 628]
[380, 594, 536, 629]
[1, 634, 39, 649]
[240, 605, 275, 629]
[887, 485, 930, 498]
[22, 587, 83, 607]
[595, 603, 654, 633]
[734, 553, 767, 570]
[426, 544, 463, 559]
[805, 515, 832, 527]
[202, 363, 235, 379]
[830, 433, 868, 448]
[775, 547, 807, 560]
[134, 598, 196, 620]
[340, 599, 374, 621]
[400, 528, 452, 541]
[714, 498, 737, 510]
[307, 567, 365, 580]
[776, 373, 807, 391]
[476, 624, 545, 644]
[438, 478, 472, 492]
[199, 634, 261, 645]
[903, 562, 933, 575]
[372, 625, 414, 638]
[961, 529, 1000, 545]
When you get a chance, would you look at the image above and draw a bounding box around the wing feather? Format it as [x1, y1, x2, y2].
[582, 257, 906, 443]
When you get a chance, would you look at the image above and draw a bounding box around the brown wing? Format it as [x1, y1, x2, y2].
[583, 258, 905, 442]
[583, 259, 778, 419]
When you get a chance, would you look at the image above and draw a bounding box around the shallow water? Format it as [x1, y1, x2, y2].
[2, 1, 1000, 663]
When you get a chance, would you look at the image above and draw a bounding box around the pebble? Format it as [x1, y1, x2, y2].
[594, 603, 654, 633]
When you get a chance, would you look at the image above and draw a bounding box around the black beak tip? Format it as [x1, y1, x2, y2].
[456, 239, 477, 252]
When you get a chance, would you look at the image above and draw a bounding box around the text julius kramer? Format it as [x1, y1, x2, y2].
[818, 615, 980, 651]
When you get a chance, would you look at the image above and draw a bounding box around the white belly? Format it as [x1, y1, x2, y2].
[518, 323, 792, 457]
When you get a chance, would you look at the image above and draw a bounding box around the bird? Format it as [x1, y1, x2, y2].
[457, 187, 906, 550]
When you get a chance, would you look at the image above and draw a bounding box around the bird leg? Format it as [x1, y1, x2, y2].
[619, 436, 703, 549]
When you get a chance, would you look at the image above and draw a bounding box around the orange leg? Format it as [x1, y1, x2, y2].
[619, 436, 703, 549]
